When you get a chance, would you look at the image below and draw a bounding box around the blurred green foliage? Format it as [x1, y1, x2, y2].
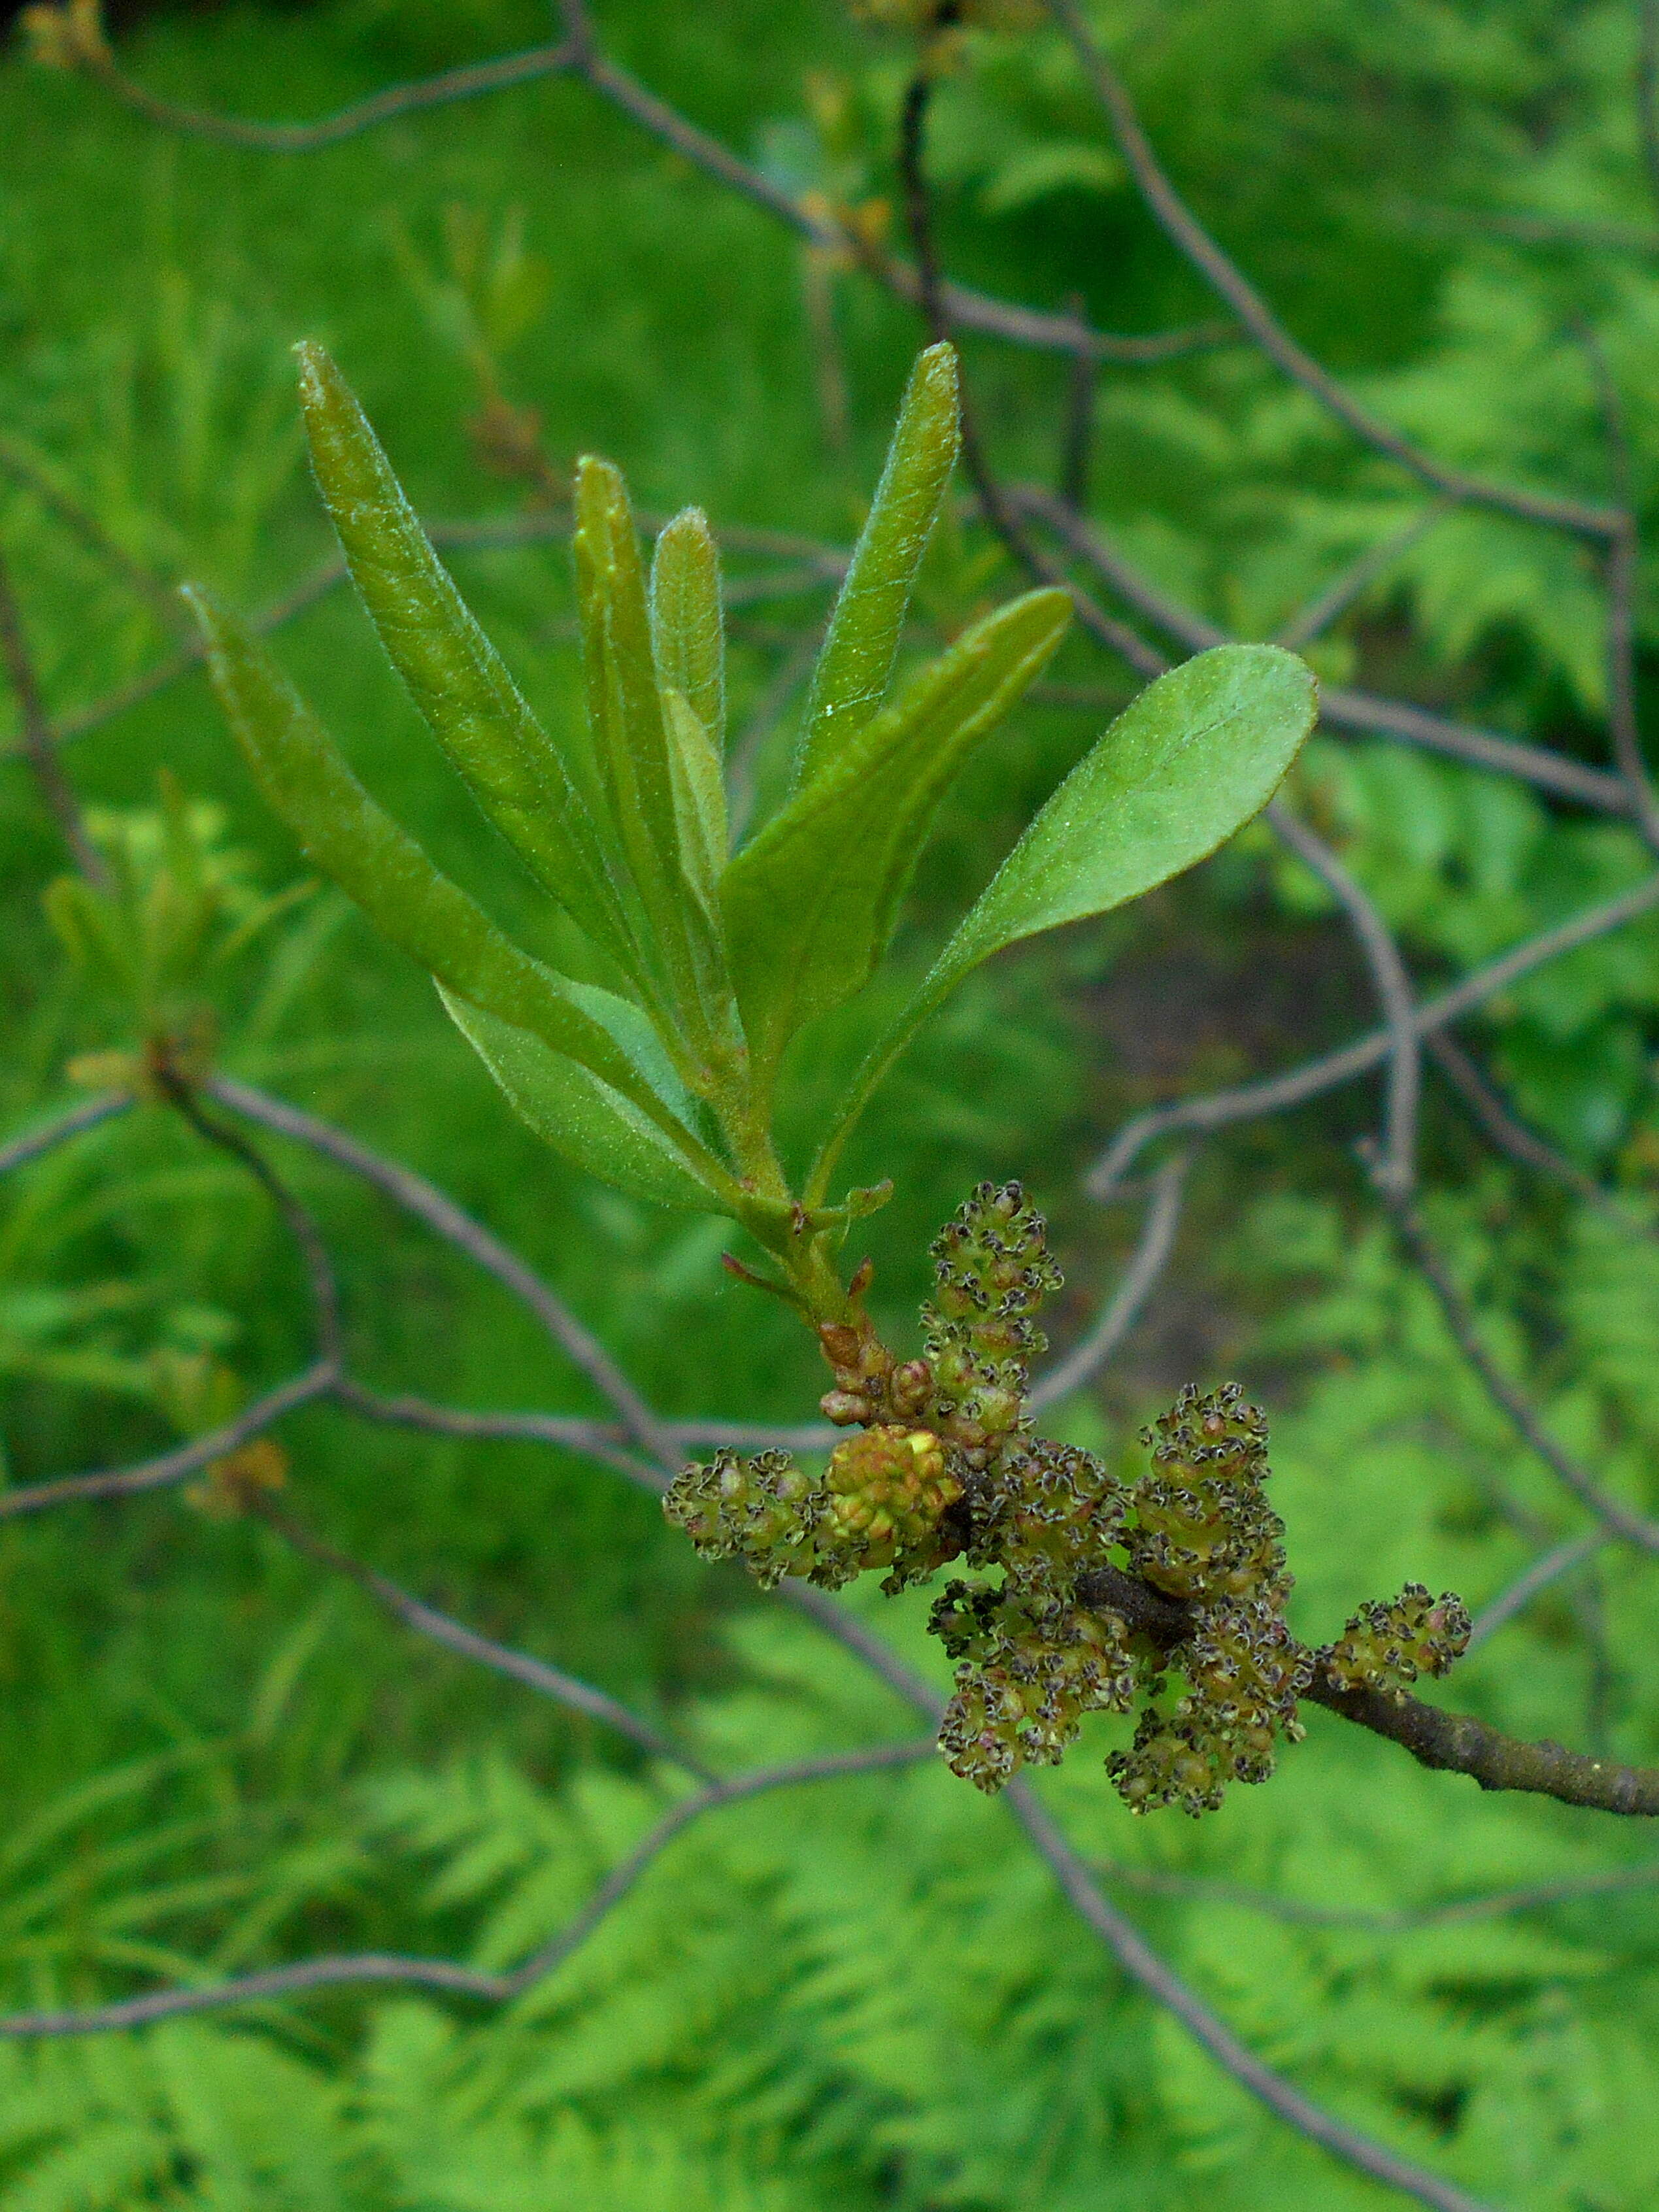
[2, 0, 1658, 2204]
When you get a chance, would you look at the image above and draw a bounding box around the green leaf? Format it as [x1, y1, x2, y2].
[42, 875, 123, 990]
[807, 644, 1318, 1195]
[792, 343, 960, 790]
[663, 688, 728, 923]
[437, 988, 721, 1211]
[292, 343, 641, 985]
[722, 586, 1071, 1087]
[572, 456, 718, 1026]
[182, 582, 731, 1196]
[650, 507, 726, 752]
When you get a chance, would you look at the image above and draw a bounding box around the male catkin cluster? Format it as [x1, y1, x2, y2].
[1316, 1583, 1471, 1696]
[664, 1182, 1471, 1815]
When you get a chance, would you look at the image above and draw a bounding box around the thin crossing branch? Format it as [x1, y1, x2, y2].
[208, 1078, 679, 1472]
[1426, 1033, 1652, 1230]
[1375, 1181, 1659, 1556]
[0, 1742, 935, 2039]
[0, 1093, 129, 1177]
[1577, 324, 1659, 850]
[66, 10, 1223, 371]
[0, 436, 185, 630]
[88, 33, 580, 150]
[1267, 801, 1420, 1194]
[1014, 482, 1637, 811]
[1008, 1783, 1501, 2212]
[31, 506, 845, 759]
[1088, 872, 1659, 1198]
[250, 1494, 716, 1780]
[893, 63, 1175, 679]
[1092, 1847, 1659, 1932]
[1043, 0, 1620, 541]
[1641, 0, 1659, 216]
[159, 1073, 343, 1365]
[0, 1362, 337, 1522]
[327, 1380, 667, 1486]
[1468, 1532, 1612, 1649]
[1033, 1151, 1190, 1407]
[786, 1588, 1522, 2207]
[1273, 497, 1458, 650]
[335, 1377, 835, 1460]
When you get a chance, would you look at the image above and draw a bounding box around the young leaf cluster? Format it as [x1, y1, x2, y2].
[186, 343, 1314, 1319]
[42, 775, 312, 1093]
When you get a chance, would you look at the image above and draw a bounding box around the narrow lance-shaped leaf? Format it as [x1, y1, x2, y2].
[807, 645, 1319, 1199]
[722, 588, 1073, 1089]
[293, 343, 643, 986]
[43, 874, 135, 1001]
[792, 343, 960, 790]
[182, 584, 733, 1201]
[572, 458, 720, 1031]
[663, 687, 728, 925]
[438, 988, 722, 1211]
[650, 507, 726, 751]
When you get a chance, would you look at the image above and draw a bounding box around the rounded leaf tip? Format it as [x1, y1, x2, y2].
[291, 339, 337, 413]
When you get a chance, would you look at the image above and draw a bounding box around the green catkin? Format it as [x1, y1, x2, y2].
[1106, 1385, 1311, 1816]
[662, 1449, 824, 1590]
[665, 1189, 1469, 1815]
[1317, 1583, 1472, 1696]
[924, 1181, 1061, 1466]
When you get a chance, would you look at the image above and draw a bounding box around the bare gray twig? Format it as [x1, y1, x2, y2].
[329, 1377, 666, 1490]
[0, 1092, 129, 1177]
[0, 1741, 935, 2039]
[1267, 801, 1419, 1194]
[1014, 482, 1636, 812]
[1374, 1179, 1659, 1558]
[1385, 201, 1659, 256]
[1641, 0, 1659, 214]
[1043, 0, 1620, 542]
[1467, 1532, 1611, 1649]
[69, 9, 1223, 371]
[1273, 497, 1458, 650]
[250, 1493, 715, 1780]
[725, 626, 822, 841]
[29, 509, 844, 760]
[1033, 1151, 1190, 1407]
[1057, 299, 1098, 511]
[1426, 1033, 1647, 1226]
[90, 33, 579, 150]
[1088, 871, 1659, 1198]
[894, 64, 1175, 682]
[784, 1585, 1509, 2207]
[1577, 324, 1659, 852]
[208, 1078, 678, 1473]
[159, 1073, 343, 1366]
[1008, 1783, 1500, 2212]
[0, 436, 185, 630]
[1093, 1846, 1659, 1932]
[0, 1361, 337, 1522]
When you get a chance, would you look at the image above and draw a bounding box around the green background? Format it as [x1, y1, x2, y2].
[2, 2, 1658, 2204]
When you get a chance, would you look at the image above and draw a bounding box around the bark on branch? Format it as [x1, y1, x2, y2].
[1076, 1564, 1659, 1817]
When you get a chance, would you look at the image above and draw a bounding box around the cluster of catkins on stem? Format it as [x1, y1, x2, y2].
[665, 1184, 1470, 1815]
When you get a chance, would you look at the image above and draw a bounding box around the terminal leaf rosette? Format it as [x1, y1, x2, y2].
[186, 335, 1314, 1320]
